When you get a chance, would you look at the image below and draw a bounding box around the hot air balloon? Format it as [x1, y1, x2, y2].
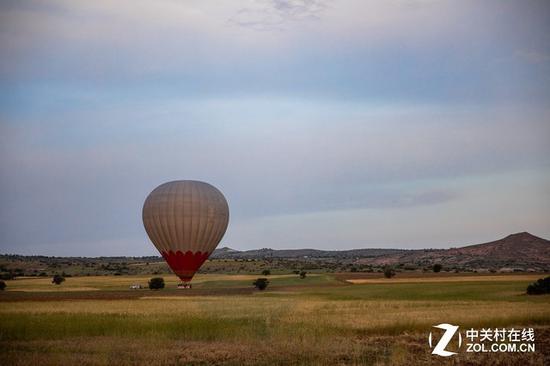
[142, 180, 229, 284]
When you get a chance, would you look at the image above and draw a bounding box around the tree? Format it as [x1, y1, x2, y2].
[148, 277, 165, 290]
[527, 276, 550, 295]
[0, 280, 5, 291]
[52, 274, 65, 285]
[383, 266, 396, 279]
[300, 271, 307, 279]
[253, 278, 269, 290]
[433, 264, 442, 273]
[261, 269, 271, 276]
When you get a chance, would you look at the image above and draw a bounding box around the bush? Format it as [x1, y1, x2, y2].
[0, 280, 5, 291]
[433, 264, 442, 273]
[299, 271, 307, 279]
[261, 269, 271, 276]
[0, 272, 14, 280]
[383, 266, 396, 278]
[527, 276, 550, 295]
[253, 278, 269, 290]
[148, 277, 165, 290]
[52, 274, 65, 285]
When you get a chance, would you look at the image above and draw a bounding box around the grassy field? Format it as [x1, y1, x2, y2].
[1, 273, 549, 365]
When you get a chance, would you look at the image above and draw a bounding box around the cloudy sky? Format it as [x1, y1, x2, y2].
[1, 0, 549, 256]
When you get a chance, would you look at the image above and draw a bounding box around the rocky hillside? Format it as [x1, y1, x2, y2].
[213, 232, 550, 271]
[359, 232, 550, 271]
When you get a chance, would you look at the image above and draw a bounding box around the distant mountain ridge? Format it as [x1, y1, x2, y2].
[1, 232, 548, 273]
[211, 247, 406, 259]
[213, 232, 550, 271]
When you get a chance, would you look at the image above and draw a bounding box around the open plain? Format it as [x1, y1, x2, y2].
[1, 272, 549, 365]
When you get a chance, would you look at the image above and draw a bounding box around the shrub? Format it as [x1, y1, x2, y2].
[148, 277, 165, 290]
[253, 278, 269, 290]
[433, 264, 442, 273]
[300, 271, 307, 279]
[261, 269, 271, 276]
[52, 274, 65, 285]
[0, 280, 5, 291]
[527, 276, 550, 295]
[383, 266, 396, 278]
[0, 272, 14, 280]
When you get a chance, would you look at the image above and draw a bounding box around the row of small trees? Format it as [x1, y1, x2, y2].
[253, 269, 308, 291]
[262, 269, 307, 278]
[383, 263, 443, 278]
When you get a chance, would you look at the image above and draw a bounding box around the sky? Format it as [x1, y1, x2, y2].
[0, 0, 549, 256]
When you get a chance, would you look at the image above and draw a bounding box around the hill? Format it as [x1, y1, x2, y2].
[358, 232, 550, 271]
[1, 232, 548, 276]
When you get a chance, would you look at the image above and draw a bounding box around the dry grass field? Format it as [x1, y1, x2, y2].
[1, 273, 549, 365]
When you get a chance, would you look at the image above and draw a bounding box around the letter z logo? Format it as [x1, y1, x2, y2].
[429, 323, 462, 357]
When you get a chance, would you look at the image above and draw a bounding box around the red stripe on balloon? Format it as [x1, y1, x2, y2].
[161, 250, 210, 282]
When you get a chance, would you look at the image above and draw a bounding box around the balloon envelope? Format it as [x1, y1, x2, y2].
[142, 180, 229, 282]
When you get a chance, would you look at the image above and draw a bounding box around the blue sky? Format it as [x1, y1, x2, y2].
[1, 0, 549, 256]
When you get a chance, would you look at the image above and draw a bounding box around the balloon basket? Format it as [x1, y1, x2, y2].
[177, 283, 192, 289]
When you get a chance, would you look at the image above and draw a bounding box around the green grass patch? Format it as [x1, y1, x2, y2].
[306, 280, 550, 302]
[0, 313, 270, 342]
